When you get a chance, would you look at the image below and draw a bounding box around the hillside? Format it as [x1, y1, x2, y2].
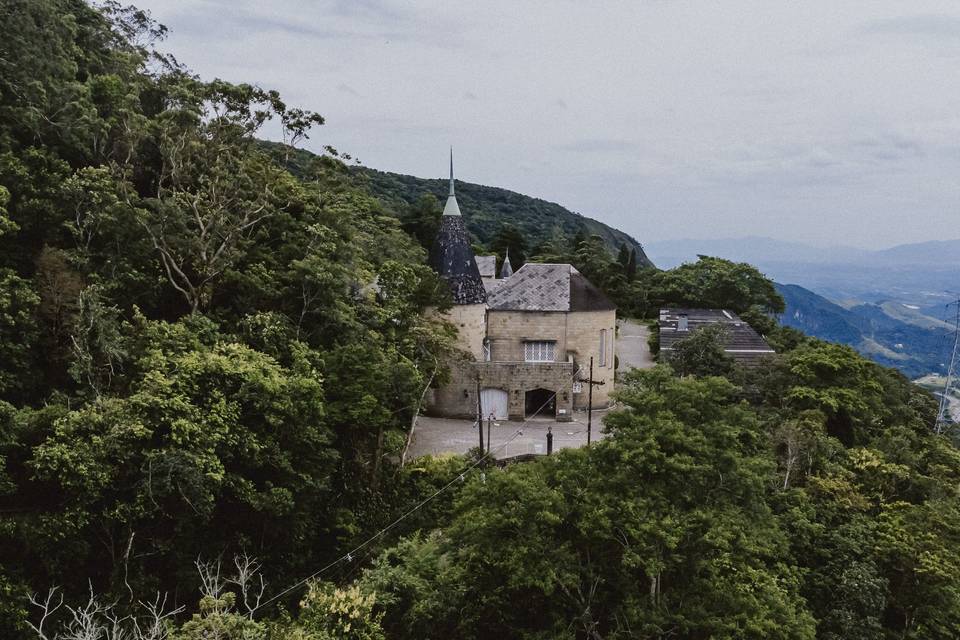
[5, 3, 960, 638]
[352, 167, 652, 266]
[270, 143, 653, 263]
[350, 167, 652, 264]
[776, 283, 954, 378]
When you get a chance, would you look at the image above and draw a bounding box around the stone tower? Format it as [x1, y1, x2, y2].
[429, 151, 486, 305]
[428, 151, 487, 360]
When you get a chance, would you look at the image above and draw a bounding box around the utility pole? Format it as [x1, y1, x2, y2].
[585, 356, 606, 445]
[487, 413, 494, 454]
[547, 425, 553, 455]
[936, 299, 960, 434]
[476, 378, 484, 452]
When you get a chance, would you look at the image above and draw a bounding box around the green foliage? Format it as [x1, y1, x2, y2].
[349, 165, 652, 267]
[292, 581, 386, 640]
[646, 255, 785, 314]
[363, 368, 817, 639]
[398, 193, 441, 250]
[2, 2, 960, 640]
[22, 321, 337, 597]
[663, 323, 736, 377]
[176, 593, 268, 640]
[488, 224, 528, 267]
[0, 269, 40, 399]
[0, 2, 456, 634]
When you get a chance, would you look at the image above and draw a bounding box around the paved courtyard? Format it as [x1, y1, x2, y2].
[408, 410, 610, 460]
[408, 321, 653, 461]
[617, 318, 655, 371]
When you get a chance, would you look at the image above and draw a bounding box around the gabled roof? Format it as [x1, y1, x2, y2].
[475, 255, 496, 278]
[486, 263, 615, 312]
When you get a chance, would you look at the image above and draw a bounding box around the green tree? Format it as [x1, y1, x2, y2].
[488, 224, 528, 267]
[364, 367, 816, 639]
[650, 256, 784, 314]
[292, 581, 386, 640]
[23, 317, 337, 598]
[399, 193, 441, 250]
[663, 323, 736, 377]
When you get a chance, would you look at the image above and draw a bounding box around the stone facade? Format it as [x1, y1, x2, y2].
[430, 359, 576, 421]
[426, 307, 615, 420]
[422, 159, 615, 422]
[486, 308, 616, 409]
[437, 303, 487, 361]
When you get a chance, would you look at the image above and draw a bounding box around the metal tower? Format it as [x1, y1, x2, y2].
[935, 300, 960, 434]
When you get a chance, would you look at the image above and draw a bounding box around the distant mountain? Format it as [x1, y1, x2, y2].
[870, 240, 960, 265]
[353, 167, 653, 265]
[648, 236, 960, 269]
[647, 236, 867, 269]
[776, 283, 954, 378]
[648, 236, 959, 307]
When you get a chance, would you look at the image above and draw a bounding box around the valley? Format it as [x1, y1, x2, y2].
[648, 237, 959, 381]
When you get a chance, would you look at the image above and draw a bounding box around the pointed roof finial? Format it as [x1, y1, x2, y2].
[442, 147, 461, 216]
[500, 247, 514, 278]
[449, 147, 455, 196]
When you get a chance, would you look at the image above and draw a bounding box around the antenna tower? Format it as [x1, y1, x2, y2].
[935, 299, 960, 434]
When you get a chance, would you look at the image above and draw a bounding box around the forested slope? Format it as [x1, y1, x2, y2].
[777, 283, 953, 378]
[355, 166, 653, 266]
[274, 143, 652, 267]
[0, 3, 959, 640]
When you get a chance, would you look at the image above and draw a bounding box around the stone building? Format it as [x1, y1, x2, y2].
[426, 155, 616, 421]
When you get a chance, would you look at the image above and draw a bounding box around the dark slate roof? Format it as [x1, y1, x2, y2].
[475, 255, 496, 278]
[429, 215, 487, 304]
[658, 308, 776, 366]
[487, 264, 616, 312]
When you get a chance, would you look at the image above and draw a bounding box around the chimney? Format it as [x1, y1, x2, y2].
[678, 314, 689, 332]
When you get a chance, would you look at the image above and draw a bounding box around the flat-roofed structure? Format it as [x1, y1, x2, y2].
[659, 308, 776, 366]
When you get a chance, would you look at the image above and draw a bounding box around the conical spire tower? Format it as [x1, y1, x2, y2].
[442, 147, 461, 216]
[429, 150, 486, 304]
[500, 247, 513, 278]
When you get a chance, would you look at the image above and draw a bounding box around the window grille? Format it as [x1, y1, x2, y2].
[524, 341, 555, 362]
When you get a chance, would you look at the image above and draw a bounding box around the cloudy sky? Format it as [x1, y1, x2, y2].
[137, 0, 960, 249]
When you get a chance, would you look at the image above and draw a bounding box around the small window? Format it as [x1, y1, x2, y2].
[524, 341, 555, 362]
[609, 328, 614, 368]
[482, 338, 491, 362]
[599, 329, 607, 367]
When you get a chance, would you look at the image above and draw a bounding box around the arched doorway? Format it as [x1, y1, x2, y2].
[480, 388, 509, 420]
[525, 388, 556, 418]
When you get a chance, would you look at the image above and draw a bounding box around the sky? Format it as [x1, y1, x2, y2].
[134, 0, 960, 249]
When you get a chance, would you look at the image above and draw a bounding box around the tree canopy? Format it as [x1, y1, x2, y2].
[1, 2, 959, 639]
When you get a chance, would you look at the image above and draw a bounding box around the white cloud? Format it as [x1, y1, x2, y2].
[138, 0, 960, 248]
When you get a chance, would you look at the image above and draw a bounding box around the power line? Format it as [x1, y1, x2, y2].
[251, 364, 585, 615]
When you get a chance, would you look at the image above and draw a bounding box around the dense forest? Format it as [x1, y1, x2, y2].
[1, 2, 959, 639]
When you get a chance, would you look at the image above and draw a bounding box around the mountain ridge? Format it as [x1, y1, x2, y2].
[648, 236, 960, 268]
[352, 166, 654, 266]
[776, 282, 954, 378]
